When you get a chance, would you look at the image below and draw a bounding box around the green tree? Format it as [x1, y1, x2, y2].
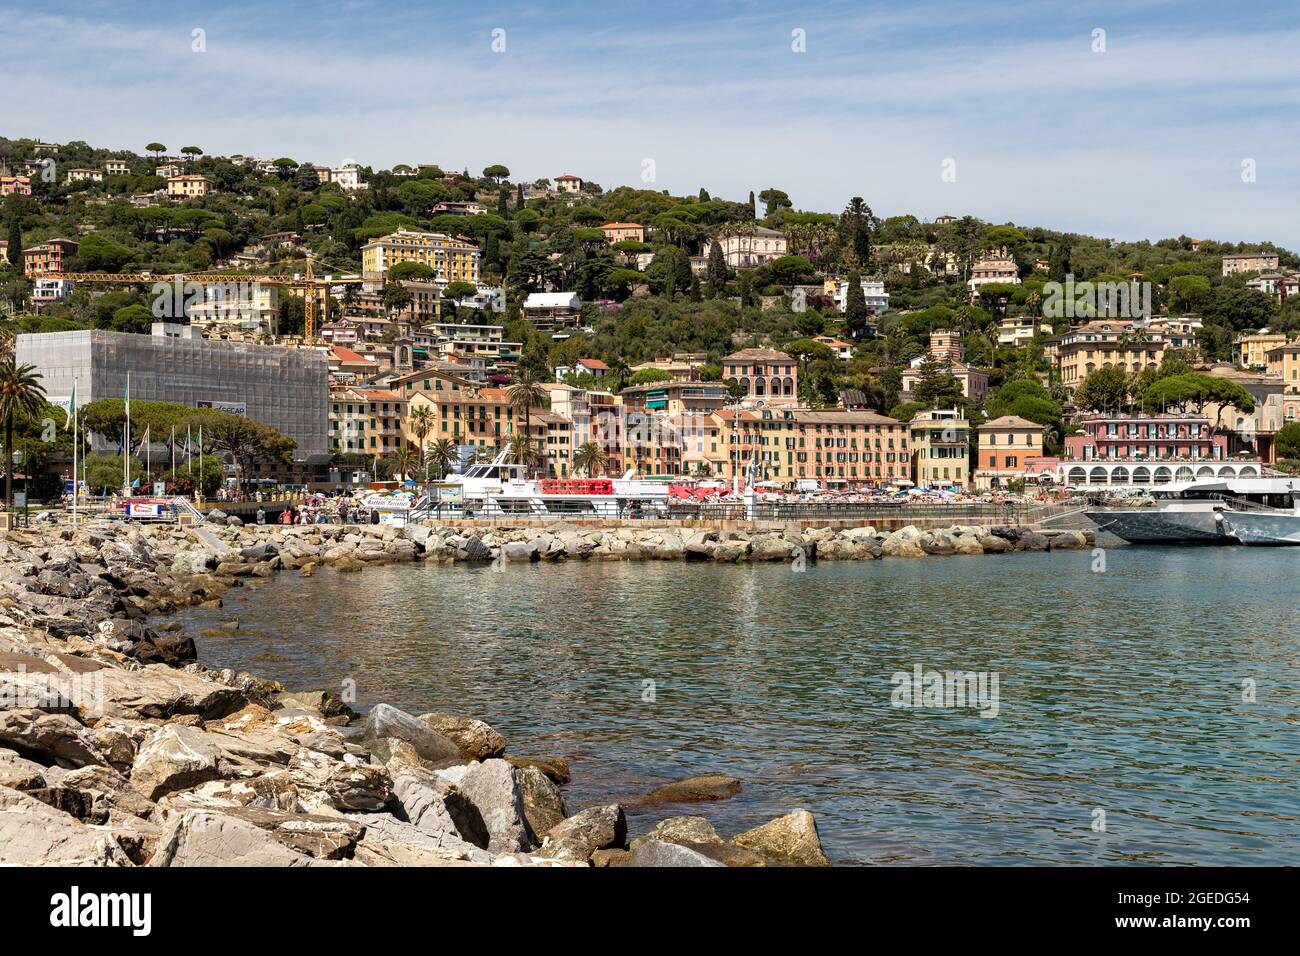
[840, 197, 874, 266]
[1275, 422, 1300, 459]
[424, 437, 459, 480]
[706, 239, 728, 293]
[844, 269, 869, 339]
[408, 405, 434, 477]
[483, 164, 510, 184]
[572, 441, 609, 477]
[146, 143, 167, 159]
[85, 452, 141, 495]
[0, 361, 46, 510]
[193, 410, 296, 491]
[507, 369, 547, 475]
[1075, 365, 1131, 413]
[912, 355, 964, 409]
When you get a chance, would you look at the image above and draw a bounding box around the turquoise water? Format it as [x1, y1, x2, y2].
[181, 547, 1300, 865]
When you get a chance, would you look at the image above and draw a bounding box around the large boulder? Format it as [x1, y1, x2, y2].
[537, 805, 627, 863]
[505, 755, 571, 784]
[731, 809, 830, 866]
[629, 839, 724, 867]
[0, 747, 48, 790]
[351, 811, 491, 866]
[0, 786, 132, 866]
[0, 709, 106, 769]
[95, 665, 248, 722]
[632, 773, 742, 807]
[417, 712, 506, 761]
[389, 768, 487, 849]
[360, 703, 460, 765]
[148, 809, 321, 867]
[437, 758, 534, 853]
[130, 724, 227, 800]
[630, 816, 765, 867]
[881, 527, 926, 558]
[516, 765, 568, 840]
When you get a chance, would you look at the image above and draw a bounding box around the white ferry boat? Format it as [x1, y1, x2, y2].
[1085, 477, 1300, 544]
[435, 449, 673, 518]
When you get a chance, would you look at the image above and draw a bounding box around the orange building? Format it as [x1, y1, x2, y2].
[22, 238, 79, 277]
[975, 415, 1045, 490]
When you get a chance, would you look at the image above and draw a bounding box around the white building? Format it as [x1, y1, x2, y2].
[832, 278, 889, 315]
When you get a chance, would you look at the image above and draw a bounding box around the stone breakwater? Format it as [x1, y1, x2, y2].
[0, 520, 842, 867]
[410, 522, 1095, 563]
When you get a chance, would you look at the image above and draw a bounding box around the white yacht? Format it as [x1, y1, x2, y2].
[1085, 477, 1300, 544]
[1220, 491, 1300, 545]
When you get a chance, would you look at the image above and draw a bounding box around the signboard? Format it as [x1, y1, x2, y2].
[124, 501, 163, 519]
[13, 492, 26, 509]
[153, 482, 167, 497]
[196, 401, 248, 416]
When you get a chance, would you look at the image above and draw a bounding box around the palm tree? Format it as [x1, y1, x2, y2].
[425, 438, 459, 479]
[409, 405, 434, 478]
[388, 446, 419, 482]
[506, 432, 539, 470]
[608, 357, 631, 392]
[573, 441, 609, 477]
[507, 369, 548, 476]
[0, 362, 46, 511]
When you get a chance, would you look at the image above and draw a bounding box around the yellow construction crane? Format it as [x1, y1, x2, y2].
[47, 255, 364, 343]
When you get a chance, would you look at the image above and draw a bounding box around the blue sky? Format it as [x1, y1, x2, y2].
[4, 1, 1299, 249]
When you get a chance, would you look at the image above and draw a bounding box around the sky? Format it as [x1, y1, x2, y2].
[3, 0, 1299, 249]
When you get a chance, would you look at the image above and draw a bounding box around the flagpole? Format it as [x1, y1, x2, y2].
[187, 424, 192, 476]
[71, 379, 78, 528]
[171, 426, 176, 481]
[124, 372, 131, 495]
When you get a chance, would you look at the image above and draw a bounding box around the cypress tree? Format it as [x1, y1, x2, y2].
[497, 187, 509, 219]
[707, 239, 728, 293]
[844, 269, 869, 339]
[5, 217, 20, 272]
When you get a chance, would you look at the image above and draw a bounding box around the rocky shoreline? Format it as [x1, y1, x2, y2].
[0, 516, 1090, 867]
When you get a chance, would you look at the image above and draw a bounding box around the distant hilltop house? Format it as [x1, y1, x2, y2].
[166, 174, 213, 199]
[104, 159, 130, 176]
[555, 357, 609, 381]
[64, 168, 104, 184]
[1245, 271, 1300, 301]
[315, 163, 363, 190]
[933, 213, 958, 225]
[156, 162, 183, 178]
[554, 174, 583, 194]
[967, 248, 1021, 302]
[430, 200, 487, 217]
[0, 175, 32, 196]
[826, 276, 889, 316]
[522, 292, 582, 330]
[715, 226, 788, 269]
[1222, 252, 1279, 276]
[22, 238, 79, 278]
[601, 222, 645, 244]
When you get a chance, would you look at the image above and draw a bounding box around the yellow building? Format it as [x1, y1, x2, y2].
[709, 407, 909, 488]
[166, 174, 213, 198]
[361, 229, 481, 286]
[329, 388, 409, 456]
[1049, 320, 1189, 391]
[1265, 342, 1300, 423]
[1237, 331, 1289, 371]
[910, 409, 970, 489]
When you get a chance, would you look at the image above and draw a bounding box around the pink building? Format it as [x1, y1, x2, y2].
[1065, 414, 1228, 462]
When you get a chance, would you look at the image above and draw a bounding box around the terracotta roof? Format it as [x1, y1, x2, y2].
[330, 345, 367, 363]
[793, 410, 902, 426]
[980, 415, 1044, 430]
[724, 348, 794, 362]
[578, 358, 610, 370]
[601, 222, 643, 230]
